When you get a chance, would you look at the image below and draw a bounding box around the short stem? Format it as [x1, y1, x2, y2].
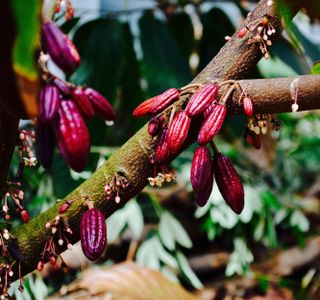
[210, 141, 219, 155]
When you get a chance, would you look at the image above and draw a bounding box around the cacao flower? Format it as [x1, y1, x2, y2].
[84, 88, 115, 121]
[190, 146, 213, 207]
[71, 87, 95, 119]
[80, 208, 107, 261]
[243, 96, 253, 117]
[185, 83, 218, 117]
[35, 120, 55, 169]
[198, 104, 227, 145]
[155, 129, 170, 165]
[167, 111, 191, 153]
[213, 153, 244, 214]
[54, 100, 90, 172]
[42, 21, 80, 73]
[39, 83, 60, 123]
[132, 88, 180, 117]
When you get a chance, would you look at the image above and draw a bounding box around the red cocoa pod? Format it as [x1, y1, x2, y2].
[80, 208, 107, 261]
[213, 153, 244, 214]
[155, 129, 170, 165]
[54, 100, 90, 172]
[243, 96, 253, 117]
[194, 172, 213, 207]
[35, 120, 55, 169]
[53, 77, 72, 95]
[203, 101, 216, 119]
[148, 116, 161, 136]
[132, 88, 180, 117]
[190, 146, 214, 207]
[251, 132, 261, 149]
[58, 202, 71, 214]
[167, 111, 191, 153]
[42, 21, 80, 73]
[198, 104, 227, 145]
[185, 83, 218, 117]
[39, 84, 60, 123]
[20, 210, 29, 223]
[84, 88, 115, 121]
[237, 27, 248, 38]
[71, 88, 95, 119]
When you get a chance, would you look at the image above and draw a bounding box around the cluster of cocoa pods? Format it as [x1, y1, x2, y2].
[36, 21, 115, 172]
[80, 206, 107, 261]
[133, 83, 245, 213]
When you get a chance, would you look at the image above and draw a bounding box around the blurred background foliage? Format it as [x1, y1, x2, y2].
[12, 0, 320, 299]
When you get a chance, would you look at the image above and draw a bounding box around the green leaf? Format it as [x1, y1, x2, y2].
[176, 251, 203, 289]
[311, 62, 320, 75]
[136, 237, 161, 270]
[139, 12, 192, 95]
[159, 212, 176, 251]
[106, 210, 126, 243]
[125, 200, 144, 240]
[290, 210, 309, 233]
[261, 191, 281, 210]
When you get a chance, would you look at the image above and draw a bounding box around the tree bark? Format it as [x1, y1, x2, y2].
[4, 0, 315, 282]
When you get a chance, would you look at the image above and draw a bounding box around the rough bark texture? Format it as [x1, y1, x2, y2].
[2, 0, 316, 282]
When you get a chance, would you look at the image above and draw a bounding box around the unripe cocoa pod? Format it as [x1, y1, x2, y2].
[80, 208, 107, 261]
[132, 88, 180, 117]
[198, 104, 227, 145]
[167, 111, 191, 153]
[191, 146, 213, 207]
[71, 88, 95, 119]
[53, 77, 72, 95]
[39, 84, 60, 123]
[35, 120, 55, 169]
[213, 153, 244, 214]
[185, 83, 218, 117]
[148, 116, 162, 136]
[243, 96, 253, 117]
[203, 102, 216, 119]
[84, 88, 115, 121]
[42, 21, 80, 73]
[54, 100, 90, 172]
[155, 129, 170, 165]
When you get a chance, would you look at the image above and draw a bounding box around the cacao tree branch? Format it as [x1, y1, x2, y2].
[6, 0, 308, 282]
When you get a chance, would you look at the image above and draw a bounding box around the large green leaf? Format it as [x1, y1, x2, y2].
[139, 12, 192, 96]
[167, 12, 195, 61]
[198, 8, 234, 72]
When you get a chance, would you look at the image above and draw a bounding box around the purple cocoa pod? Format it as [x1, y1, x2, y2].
[213, 153, 244, 214]
[54, 100, 90, 172]
[186, 83, 218, 117]
[42, 21, 80, 73]
[39, 83, 60, 123]
[84, 88, 115, 121]
[71, 87, 95, 119]
[194, 172, 213, 207]
[80, 208, 107, 261]
[35, 120, 55, 169]
[53, 77, 72, 95]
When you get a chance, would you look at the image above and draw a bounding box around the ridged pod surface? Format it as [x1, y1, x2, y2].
[54, 100, 90, 172]
[72, 88, 95, 119]
[84, 88, 115, 121]
[39, 84, 60, 123]
[80, 208, 107, 261]
[42, 22, 80, 73]
[198, 104, 227, 145]
[185, 83, 218, 117]
[190, 146, 214, 207]
[155, 129, 170, 165]
[167, 111, 191, 153]
[35, 120, 55, 169]
[132, 88, 180, 117]
[213, 153, 244, 214]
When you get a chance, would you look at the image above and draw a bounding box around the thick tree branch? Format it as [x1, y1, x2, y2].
[5, 0, 310, 282]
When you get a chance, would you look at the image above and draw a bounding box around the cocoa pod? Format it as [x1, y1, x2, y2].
[213, 153, 244, 214]
[198, 104, 227, 145]
[186, 83, 218, 117]
[80, 208, 107, 261]
[53, 77, 72, 95]
[190, 146, 213, 207]
[148, 116, 162, 136]
[71, 87, 95, 119]
[167, 111, 191, 153]
[132, 88, 180, 117]
[203, 101, 216, 119]
[84, 88, 115, 121]
[244, 131, 261, 149]
[35, 120, 55, 169]
[243, 96, 253, 117]
[155, 129, 170, 165]
[39, 83, 60, 123]
[42, 22, 80, 73]
[54, 100, 90, 172]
